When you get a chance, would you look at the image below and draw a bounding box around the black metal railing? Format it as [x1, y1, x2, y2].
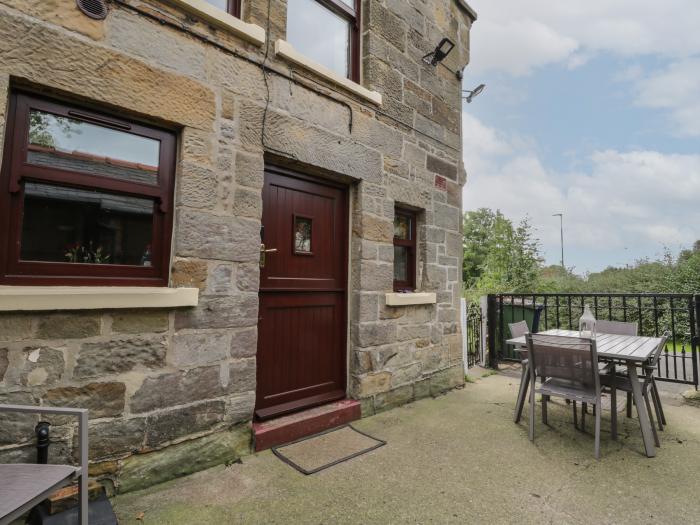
[486, 293, 700, 387]
[466, 303, 482, 367]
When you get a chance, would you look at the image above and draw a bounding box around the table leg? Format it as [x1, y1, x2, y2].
[514, 360, 529, 423]
[610, 371, 617, 440]
[627, 363, 656, 458]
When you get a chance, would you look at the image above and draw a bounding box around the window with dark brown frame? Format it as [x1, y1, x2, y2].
[204, 0, 242, 17]
[0, 92, 177, 286]
[286, 0, 361, 82]
[393, 208, 417, 292]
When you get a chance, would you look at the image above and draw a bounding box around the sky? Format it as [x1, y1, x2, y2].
[460, 0, 700, 274]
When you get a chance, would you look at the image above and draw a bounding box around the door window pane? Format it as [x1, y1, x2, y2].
[294, 216, 313, 253]
[394, 246, 408, 281]
[287, 0, 350, 78]
[20, 182, 154, 266]
[28, 110, 160, 185]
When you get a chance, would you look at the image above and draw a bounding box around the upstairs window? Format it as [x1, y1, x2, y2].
[0, 92, 176, 286]
[393, 208, 417, 292]
[204, 0, 242, 17]
[287, 0, 360, 82]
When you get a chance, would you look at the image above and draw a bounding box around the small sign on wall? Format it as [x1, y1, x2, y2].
[434, 175, 447, 191]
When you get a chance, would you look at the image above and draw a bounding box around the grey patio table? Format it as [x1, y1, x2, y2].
[507, 329, 663, 458]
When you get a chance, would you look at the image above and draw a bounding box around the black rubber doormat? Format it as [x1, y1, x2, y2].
[271, 425, 386, 475]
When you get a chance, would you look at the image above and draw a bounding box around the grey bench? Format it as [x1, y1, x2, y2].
[0, 405, 87, 525]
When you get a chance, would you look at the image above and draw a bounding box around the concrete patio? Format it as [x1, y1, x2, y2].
[112, 370, 700, 524]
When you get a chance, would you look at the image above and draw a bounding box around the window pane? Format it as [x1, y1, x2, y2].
[27, 110, 160, 185]
[394, 214, 412, 240]
[20, 182, 154, 266]
[294, 216, 312, 253]
[338, 0, 354, 7]
[394, 246, 408, 282]
[287, 0, 350, 78]
[203, 0, 228, 10]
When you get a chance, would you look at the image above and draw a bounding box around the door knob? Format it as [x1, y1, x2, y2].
[259, 243, 278, 268]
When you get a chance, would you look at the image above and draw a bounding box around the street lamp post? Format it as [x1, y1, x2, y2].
[552, 213, 564, 269]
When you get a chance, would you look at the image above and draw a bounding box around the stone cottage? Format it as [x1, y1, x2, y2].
[0, 0, 476, 492]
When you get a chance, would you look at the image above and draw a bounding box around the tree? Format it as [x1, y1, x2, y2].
[462, 208, 501, 287]
[463, 208, 543, 297]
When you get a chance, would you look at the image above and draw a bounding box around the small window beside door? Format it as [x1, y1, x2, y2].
[393, 208, 417, 292]
[203, 0, 242, 17]
[286, 0, 360, 82]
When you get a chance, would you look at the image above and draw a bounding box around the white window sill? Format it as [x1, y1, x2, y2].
[168, 0, 265, 46]
[274, 40, 383, 106]
[385, 292, 437, 307]
[0, 286, 199, 312]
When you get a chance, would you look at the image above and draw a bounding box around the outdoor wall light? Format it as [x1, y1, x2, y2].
[463, 83, 485, 103]
[422, 38, 455, 66]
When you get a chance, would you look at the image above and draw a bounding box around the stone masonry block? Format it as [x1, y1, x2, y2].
[37, 314, 100, 340]
[366, 1, 407, 52]
[355, 322, 397, 348]
[0, 314, 33, 341]
[177, 162, 218, 209]
[171, 331, 231, 367]
[232, 187, 262, 219]
[74, 338, 167, 378]
[357, 261, 394, 291]
[107, 8, 207, 78]
[44, 382, 126, 419]
[229, 358, 256, 394]
[0, 347, 7, 382]
[6, 0, 105, 40]
[0, 391, 39, 446]
[235, 151, 264, 189]
[176, 209, 259, 262]
[430, 364, 465, 396]
[89, 418, 147, 460]
[145, 400, 226, 448]
[374, 384, 414, 412]
[353, 372, 392, 397]
[390, 362, 423, 387]
[171, 258, 208, 290]
[227, 391, 255, 423]
[230, 327, 257, 359]
[20, 346, 65, 387]
[130, 366, 226, 414]
[111, 311, 169, 335]
[205, 263, 235, 296]
[174, 294, 258, 330]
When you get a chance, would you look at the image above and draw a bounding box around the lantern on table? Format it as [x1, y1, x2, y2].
[579, 304, 597, 339]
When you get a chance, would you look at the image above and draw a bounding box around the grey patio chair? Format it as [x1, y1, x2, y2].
[0, 405, 88, 525]
[596, 320, 638, 336]
[595, 321, 665, 426]
[600, 332, 670, 447]
[509, 321, 531, 422]
[583, 320, 638, 418]
[526, 333, 603, 459]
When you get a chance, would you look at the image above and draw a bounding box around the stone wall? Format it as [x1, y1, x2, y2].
[0, 0, 473, 492]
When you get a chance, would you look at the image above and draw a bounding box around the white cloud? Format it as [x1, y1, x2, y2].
[462, 115, 700, 271]
[634, 58, 700, 136]
[469, 19, 578, 76]
[467, 0, 700, 75]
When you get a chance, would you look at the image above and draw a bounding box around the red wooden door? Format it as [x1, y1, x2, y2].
[255, 166, 348, 420]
